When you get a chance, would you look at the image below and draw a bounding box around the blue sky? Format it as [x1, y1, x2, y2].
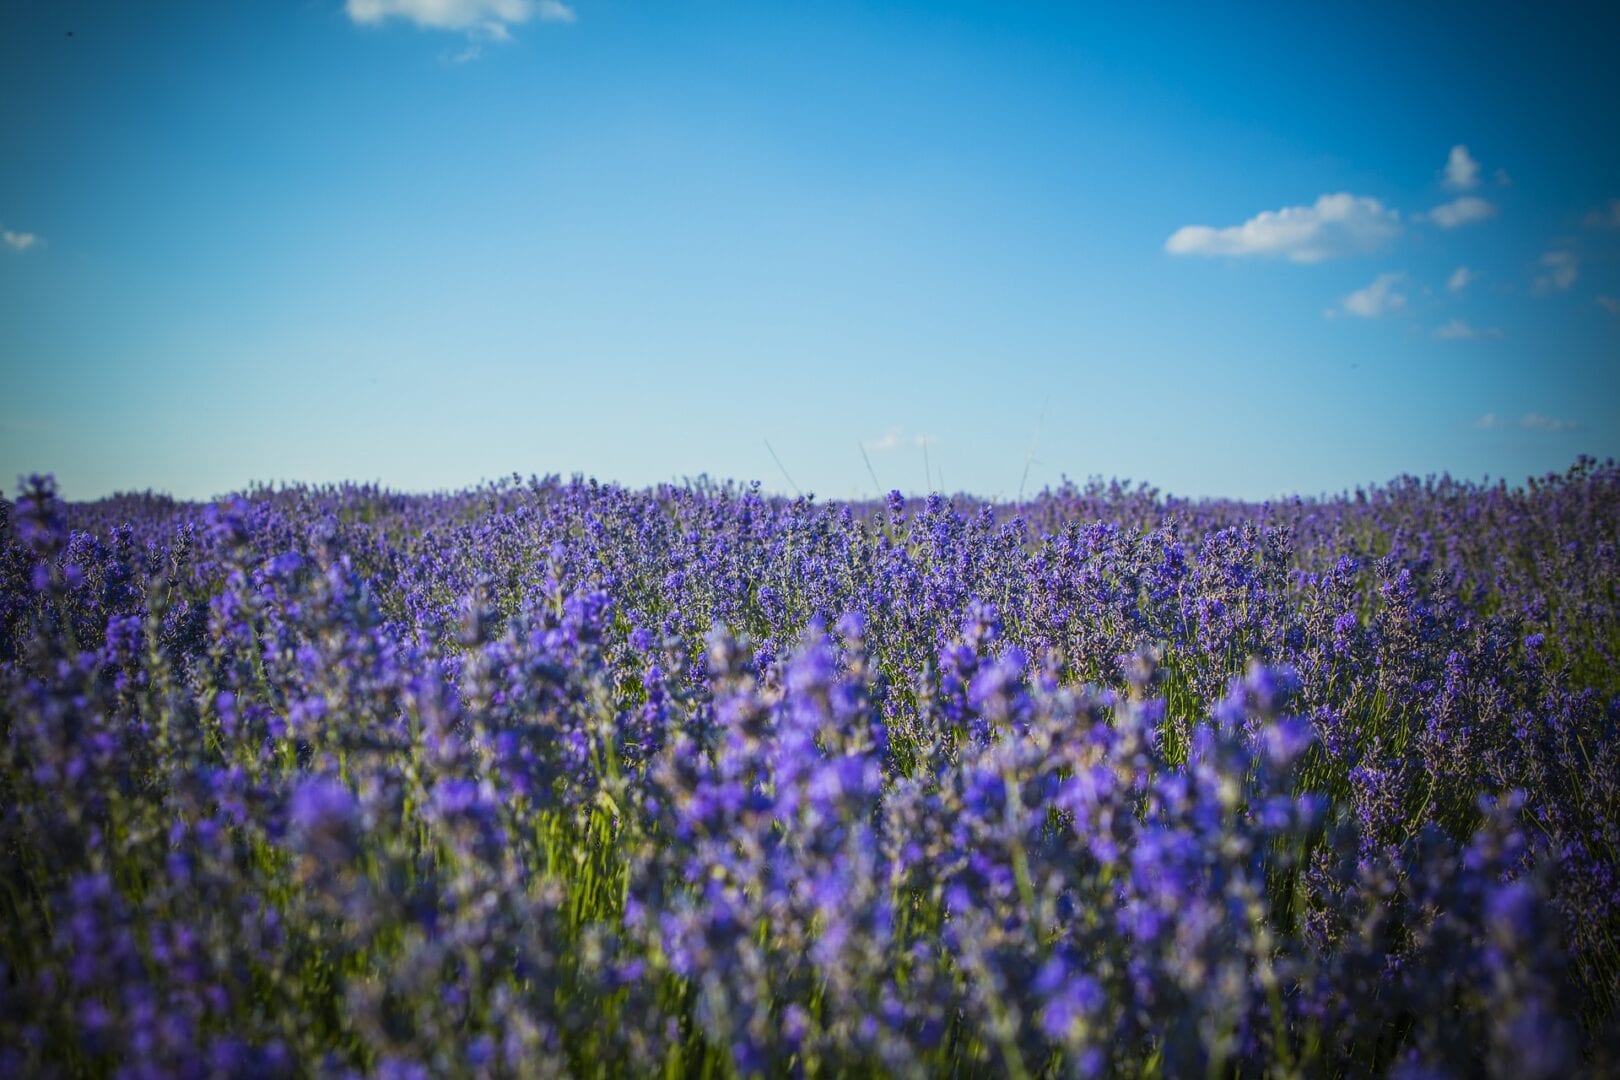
[2, 1, 1618, 502]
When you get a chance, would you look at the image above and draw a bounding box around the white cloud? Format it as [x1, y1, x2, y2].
[1475, 412, 1581, 432]
[1520, 413, 1580, 432]
[1165, 193, 1401, 264]
[1447, 266, 1475, 293]
[1434, 318, 1501, 341]
[345, 0, 573, 42]
[862, 428, 936, 453]
[862, 429, 902, 452]
[348, 0, 529, 29]
[1584, 199, 1620, 230]
[1330, 272, 1407, 318]
[1426, 196, 1497, 228]
[1443, 145, 1481, 191]
[1598, 296, 1620, 316]
[2, 229, 39, 253]
[1533, 250, 1578, 295]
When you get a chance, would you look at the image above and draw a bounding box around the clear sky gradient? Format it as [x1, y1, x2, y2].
[3, 1, 1618, 501]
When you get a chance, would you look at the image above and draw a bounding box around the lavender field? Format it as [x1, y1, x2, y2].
[2, 459, 1618, 1078]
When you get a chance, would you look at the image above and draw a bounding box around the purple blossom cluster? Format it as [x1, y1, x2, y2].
[2, 458, 1617, 1076]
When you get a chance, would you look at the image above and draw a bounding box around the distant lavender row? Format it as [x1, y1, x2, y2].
[2, 457, 1617, 1077]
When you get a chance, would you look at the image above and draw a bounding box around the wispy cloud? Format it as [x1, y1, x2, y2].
[346, 0, 574, 53]
[1533, 250, 1578, 295]
[1329, 272, 1407, 318]
[1434, 318, 1501, 341]
[1165, 193, 1401, 263]
[2, 228, 40, 253]
[1585, 199, 1620, 230]
[1598, 296, 1620, 316]
[1475, 412, 1581, 432]
[1442, 145, 1481, 191]
[1447, 266, 1475, 293]
[1425, 195, 1497, 229]
[862, 428, 936, 453]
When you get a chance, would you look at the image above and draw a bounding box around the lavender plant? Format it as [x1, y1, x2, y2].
[1, 459, 1617, 1076]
